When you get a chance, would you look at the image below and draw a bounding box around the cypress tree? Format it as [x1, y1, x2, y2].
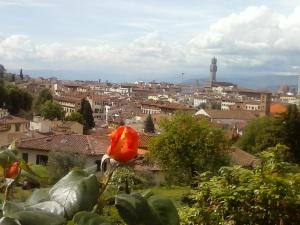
[144, 114, 155, 133]
[80, 99, 95, 133]
[20, 68, 24, 80]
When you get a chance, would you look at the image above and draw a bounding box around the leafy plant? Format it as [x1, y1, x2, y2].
[180, 144, 300, 225]
[149, 111, 229, 184]
[0, 128, 180, 225]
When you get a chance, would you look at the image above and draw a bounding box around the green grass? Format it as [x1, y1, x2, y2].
[138, 186, 191, 207]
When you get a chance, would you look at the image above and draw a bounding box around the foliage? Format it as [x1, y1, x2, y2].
[34, 88, 53, 113]
[149, 112, 229, 184]
[47, 150, 86, 183]
[40, 100, 65, 120]
[0, 64, 6, 77]
[144, 114, 155, 133]
[65, 112, 84, 124]
[0, 81, 7, 107]
[238, 105, 300, 163]
[79, 99, 95, 133]
[0, 168, 180, 225]
[276, 104, 300, 163]
[115, 192, 179, 225]
[237, 116, 279, 154]
[109, 167, 149, 192]
[72, 211, 113, 225]
[180, 144, 300, 225]
[0, 131, 180, 225]
[0, 85, 33, 115]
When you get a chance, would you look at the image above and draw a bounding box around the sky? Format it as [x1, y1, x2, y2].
[0, 0, 300, 82]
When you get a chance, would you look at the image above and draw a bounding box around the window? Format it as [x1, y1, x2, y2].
[36, 154, 48, 165]
[15, 123, 21, 132]
[22, 153, 28, 163]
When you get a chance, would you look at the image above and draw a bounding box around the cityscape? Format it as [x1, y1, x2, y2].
[0, 1, 300, 225]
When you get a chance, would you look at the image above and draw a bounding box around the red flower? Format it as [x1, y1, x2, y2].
[5, 161, 20, 178]
[107, 126, 139, 162]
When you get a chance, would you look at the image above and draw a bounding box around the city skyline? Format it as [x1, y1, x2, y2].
[1, 0, 300, 81]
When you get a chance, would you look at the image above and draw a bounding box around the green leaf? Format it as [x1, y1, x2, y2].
[49, 170, 100, 219]
[147, 195, 179, 225]
[13, 210, 66, 225]
[72, 211, 114, 225]
[2, 201, 25, 218]
[115, 192, 179, 225]
[2, 201, 65, 225]
[114, 194, 140, 225]
[0, 217, 21, 225]
[29, 201, 65, 217]
[26, 189, 49, 205]
[0, 150, 18, 168]
[19, 160, 41, 178]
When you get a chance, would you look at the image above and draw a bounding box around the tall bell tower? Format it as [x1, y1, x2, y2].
[210, 57, 217, 84]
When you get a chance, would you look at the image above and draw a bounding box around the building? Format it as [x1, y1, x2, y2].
[17, 134, 109, 167]
[0, 109, 29, 147]
[86, 95, 119, 122]
[210, 57, 217, 84]
[141, 101, 196, 115]
[51, 121, 83, 135]
[30, 116, 51, 133]
[195, 109, 257, 125]
[54, 95, 82, 116]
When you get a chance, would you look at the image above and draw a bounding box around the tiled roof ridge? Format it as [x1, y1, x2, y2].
[17, 134, 61, 144]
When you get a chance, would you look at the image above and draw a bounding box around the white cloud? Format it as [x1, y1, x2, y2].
[0, 0, 54, 7]
[1, 4, 300, 79]
[187, 5, 300, 71]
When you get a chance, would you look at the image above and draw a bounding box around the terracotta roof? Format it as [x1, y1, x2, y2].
[54, 96, 82, 103]
[141, 101, 195, 111]
[228, 148, 260, 167]
[138, 133, 157, 149]
[270, 103, 287, 115]
[199, 109, 257, 120]
[0, 115, 28, 125]
[17, 134, 108, 156]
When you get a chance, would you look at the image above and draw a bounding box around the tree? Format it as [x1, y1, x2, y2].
[79, 98, 95, 133]
[65, 112, 84, 124]
[19, 68, 24, 80]
[237, 116, 280, 154]
[6, 88, 22, 114]
[144, 114, 155, 133]
[238, 106, 300, 163]
[0, 64, 6, 79]
[149, 112, 229, 184]
[276, 104, 300, 163]
[47, 150, 86, 182]
[5, 86, 33, 114]
[180, 144, 300, 225]
[34, 88, 53, 113]
[40, 100, 65, 120]
[0, 81, 7, 107]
